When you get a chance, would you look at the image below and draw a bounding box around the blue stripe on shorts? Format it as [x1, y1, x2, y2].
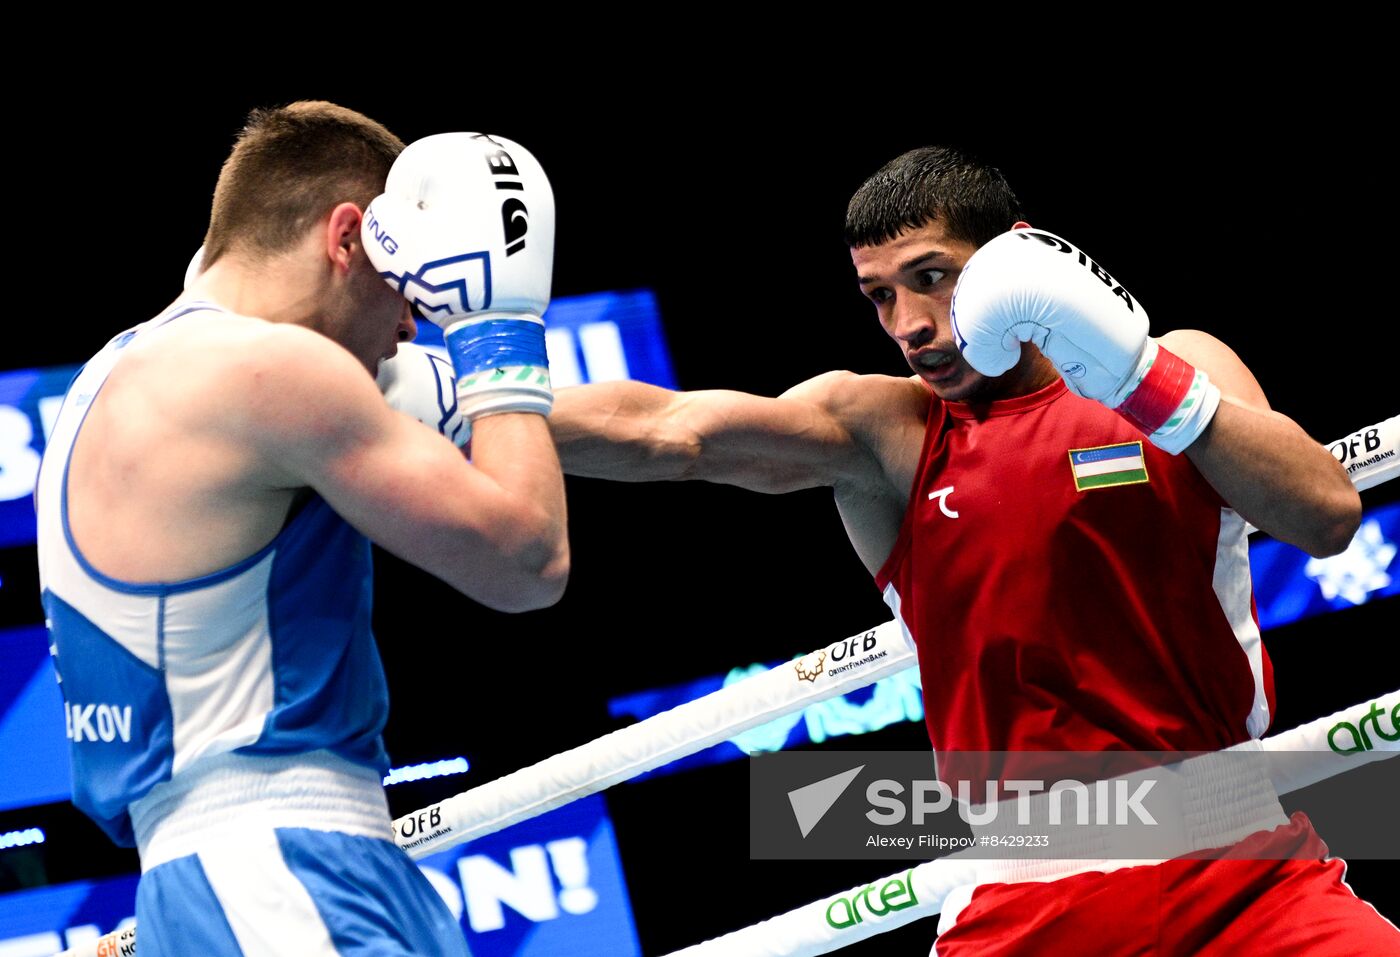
[135, 829, 469, 956]
[135, 853, 244, 955]
[278, 828, 469, 956]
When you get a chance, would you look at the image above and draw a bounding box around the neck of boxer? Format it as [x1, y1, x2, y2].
[963, 347, 1059, 404]
[187, 232, 339, 335]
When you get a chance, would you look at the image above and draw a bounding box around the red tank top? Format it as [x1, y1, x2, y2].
[875, 378, 1274, 783]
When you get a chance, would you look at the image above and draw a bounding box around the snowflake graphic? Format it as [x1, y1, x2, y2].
[1304, 519, 1396, 606]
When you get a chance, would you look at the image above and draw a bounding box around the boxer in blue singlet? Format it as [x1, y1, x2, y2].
[37, 103, 568, 956]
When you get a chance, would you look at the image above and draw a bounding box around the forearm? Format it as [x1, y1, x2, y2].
[552, 381, 699, 481]
[1185, 399, 1360, 556]
[552, 373, 867, 494]
[468, 413, 570, 607]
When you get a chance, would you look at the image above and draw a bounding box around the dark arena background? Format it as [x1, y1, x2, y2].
[3, 76, 1396, 955]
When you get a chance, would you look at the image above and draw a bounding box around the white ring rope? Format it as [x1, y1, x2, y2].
[57, 416, 1400, 957]
[394, 619, 917, 858]
[1347, 414, 1400, 491]
[663, 689, 1400, 957]
[397, 417, 1400, 861]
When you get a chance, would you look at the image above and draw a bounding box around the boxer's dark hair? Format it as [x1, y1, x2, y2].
[203, 101, 405, 268]
[844, 146, 1021, 249]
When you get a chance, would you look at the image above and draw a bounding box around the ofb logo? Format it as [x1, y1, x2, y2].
[793, 649, 826, 683]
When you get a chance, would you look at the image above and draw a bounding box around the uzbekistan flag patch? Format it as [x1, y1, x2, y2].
[1068, 441, 1150, 491]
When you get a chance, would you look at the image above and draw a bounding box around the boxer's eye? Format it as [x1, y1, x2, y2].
[867, 287, 893, 305]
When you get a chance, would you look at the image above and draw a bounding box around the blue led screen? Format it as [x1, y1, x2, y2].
[0, 796, 639, 957]
[0, 624, 70, 812]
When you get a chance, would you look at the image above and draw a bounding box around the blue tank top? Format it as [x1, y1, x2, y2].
[35, 303, 390, 846]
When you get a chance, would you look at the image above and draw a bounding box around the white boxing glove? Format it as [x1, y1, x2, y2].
[376, 343, 469, 447]
[951, 229, 1220, 454]
[363, 133, 555, 423]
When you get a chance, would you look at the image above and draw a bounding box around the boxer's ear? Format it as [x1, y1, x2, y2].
[326, 203, 363, 273]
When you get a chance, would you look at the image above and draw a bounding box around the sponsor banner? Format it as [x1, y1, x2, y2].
[1327, 417, 1399, 491]
[0, 796, 639, 957]
[789, 626, 907, 687]
[416, 794, 641, 956]
[820, 868, 922, 931]
[610, 631, 924, 783]
[750, 748, 1399, 861]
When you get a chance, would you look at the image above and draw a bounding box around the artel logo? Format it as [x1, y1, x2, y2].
[825, 869, 920, 929]
[1327, 699, 1400, 754]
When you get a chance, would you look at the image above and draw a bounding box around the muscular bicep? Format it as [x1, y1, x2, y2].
[1158, 329, 1360, 555]
[292, 395, 480, 552]
[230, 327, 561, 604]
[677, 384, 881, 492]
[1159, 329, 1271, 413]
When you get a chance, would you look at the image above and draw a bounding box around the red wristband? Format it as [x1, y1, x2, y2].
[1116, 345, 1195, 435]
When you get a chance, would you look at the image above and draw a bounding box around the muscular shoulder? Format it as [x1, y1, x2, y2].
[120, 311, 329, 380]
[781, 370, 931, 490]
[130, 313, 366, 405]
[782, 370, 930, 425]
[114, 314, 384, 481]
[1158, 329, 1270, 412]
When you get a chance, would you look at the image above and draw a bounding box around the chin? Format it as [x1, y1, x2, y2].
[921, 368, 982, 402]
[930, 383, 970, 403]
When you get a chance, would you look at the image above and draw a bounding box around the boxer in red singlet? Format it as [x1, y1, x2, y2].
[550, 147, 1397, 954]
